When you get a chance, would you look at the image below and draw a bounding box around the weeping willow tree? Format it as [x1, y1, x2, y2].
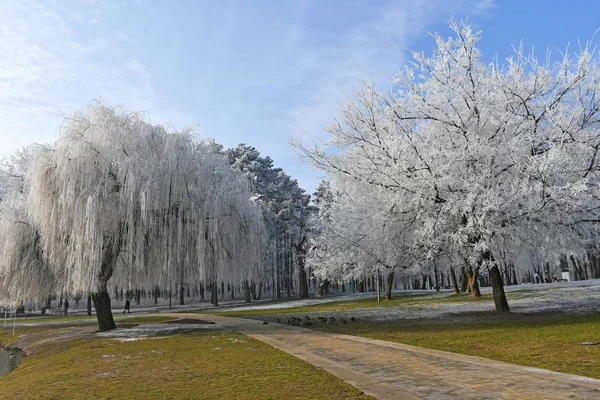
[0, 104, 264, 331]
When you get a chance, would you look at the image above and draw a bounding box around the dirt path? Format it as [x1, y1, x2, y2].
[170, 313, 600, 400]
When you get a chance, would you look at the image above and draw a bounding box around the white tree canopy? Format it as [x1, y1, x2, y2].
[295, 20, 600, 308]
[0, 104, 264, 307]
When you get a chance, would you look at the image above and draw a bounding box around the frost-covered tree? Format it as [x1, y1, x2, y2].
[227, 144, 313, 298]
[307, 176, 416, 300]
[0, 104, 264, 331]
[295, 20, 600, 312]
[0, 146, 39, 201]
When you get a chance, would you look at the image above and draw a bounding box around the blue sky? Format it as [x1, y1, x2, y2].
[1, 0, 600, 194]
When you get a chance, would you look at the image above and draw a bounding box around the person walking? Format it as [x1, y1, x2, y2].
[123, 298, 131, 313]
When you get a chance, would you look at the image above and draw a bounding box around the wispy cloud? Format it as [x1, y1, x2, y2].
[0, 0, 162, 152]
[0, 0, 497, 193]
[282, 0, 497, 190]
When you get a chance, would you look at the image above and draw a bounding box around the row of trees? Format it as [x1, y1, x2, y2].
[0, 105, 312, 331]
[3, 21, 600, 331]
[295, 21, 600, 311]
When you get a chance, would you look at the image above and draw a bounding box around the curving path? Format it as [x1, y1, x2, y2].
[172, 313, 600, 400]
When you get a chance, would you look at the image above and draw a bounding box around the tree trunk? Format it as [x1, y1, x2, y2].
[211, 282, 218, 306]
[385, 270, 394, 301]
[449, 267, 460, 294]
[467, 266, 481, 298]
[87, 294, 92, 316]
[489, 265, 510, 312]
[92, 237, 120, 332]
[179, 265, 185, 305]
[244, 279, 251, 303]
[92, 288, 116, 332]
[593, 254, 600, 279]
[296, 247, 309, 299]
[511, 265, 518, 285]
[460, 266, 469, 293]
[503, 266, 511, 286]
[433, 262, 439, 292]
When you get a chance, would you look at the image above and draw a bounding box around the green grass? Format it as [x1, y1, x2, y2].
[221, 295, 600, 380]
[0, 324, 372, 399]
[6, 314, 175, 325]
[0, 316, 179, 351]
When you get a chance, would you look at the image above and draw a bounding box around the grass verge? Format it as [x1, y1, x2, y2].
[0, 323, 372, 399]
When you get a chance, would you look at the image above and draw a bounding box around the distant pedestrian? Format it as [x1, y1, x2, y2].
[534, 272, 540, 284]
[63, 299, 69, 316]
[123, 299, 131, 313]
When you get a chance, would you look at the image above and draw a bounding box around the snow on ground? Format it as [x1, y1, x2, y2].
[96, 323, 223, 341]
[223, 279, 600, 322]
[351, 279, 600, 321]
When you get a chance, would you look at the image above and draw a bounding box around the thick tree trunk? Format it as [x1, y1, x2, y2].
[467, 266, 481, 298]
[460, 266, 469, 293]
[93, 237, 120, 331]
[489, 265, 510, 312]
[449, 267, 460, 294]
[385, 270, 394, 301]
[92, 288, 116, 332]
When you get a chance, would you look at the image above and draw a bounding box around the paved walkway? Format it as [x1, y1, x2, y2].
[176, 313, 600, 400]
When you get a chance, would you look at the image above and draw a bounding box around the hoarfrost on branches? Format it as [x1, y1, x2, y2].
[295, 20, 600, 310]
[0, 104, 264, 319]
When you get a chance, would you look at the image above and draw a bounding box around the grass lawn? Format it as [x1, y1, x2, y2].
[219, 294, 600, 380]
[0, 318, 372, 399]
[2, 314, 175, 325]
